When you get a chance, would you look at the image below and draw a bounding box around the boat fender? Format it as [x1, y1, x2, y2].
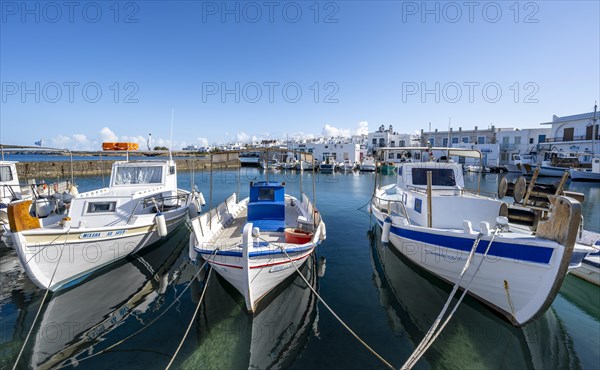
[188, 234, 198, 261]
[319, 222, 327, 241]
[156, 212, 168, 237]
[69, 184, 79, 197]
[382, 217, 392, 244]
[252, 227, 260, 238]
[188, 202, 199, 219]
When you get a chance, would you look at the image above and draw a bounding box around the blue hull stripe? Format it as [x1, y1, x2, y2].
[196, 243, 316, 257]
[377, 220, 554, 264]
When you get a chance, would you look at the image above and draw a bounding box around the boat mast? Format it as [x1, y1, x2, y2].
[592, 102, 598, 156]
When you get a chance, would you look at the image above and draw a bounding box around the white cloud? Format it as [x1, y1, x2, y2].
[99, 127, 118, 142]
[355, 121, 369, 136]
[197, 137, 209, 147]
[322, 124, 351, 137]
[236, 132, 251, 143]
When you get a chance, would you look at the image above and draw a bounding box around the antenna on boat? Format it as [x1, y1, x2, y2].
[447, 117, 451, 159]
[592, 101, 598, 156]
[169, 109, 174, 161]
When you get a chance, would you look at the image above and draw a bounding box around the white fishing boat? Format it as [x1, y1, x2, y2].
[8, 153, 203, 292]
[506, 154, 536, 173]
[318, 156, 336, 173]
[569, 156, 600, 181]
[239, 152, 262, 167]
[339, 160, 357, 172]
[1, 160, 30, 235]
[359, 156, 377, 171]
[260, 158, 281, 170]
[370, 147, 595, 326]
[189, 150, 326, 312]
[296, 160, 315, 171]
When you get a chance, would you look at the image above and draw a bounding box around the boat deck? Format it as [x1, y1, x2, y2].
[213, 202, 303, 249]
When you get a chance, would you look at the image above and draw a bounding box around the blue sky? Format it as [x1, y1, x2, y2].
[1, 1, 599, 150]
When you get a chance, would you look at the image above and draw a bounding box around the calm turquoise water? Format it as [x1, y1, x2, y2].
[1, 168, 599, 369]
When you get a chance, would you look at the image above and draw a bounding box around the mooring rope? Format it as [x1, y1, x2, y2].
[164, 266, 213, 370]
[12, 227, 71, 370]
[260, 236, 395, 370]
[402, 227, 500, 370]
[55, 247, 220, 370]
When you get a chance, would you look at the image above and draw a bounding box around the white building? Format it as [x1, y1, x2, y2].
[539, 111, 599, 160]
[367, 125, 419, 153]
[294, 141, 362, 163]
[495, 127, 551, 165]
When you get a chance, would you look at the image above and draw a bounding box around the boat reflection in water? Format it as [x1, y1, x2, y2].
[21, 225, 196, 370]
[368, 225, 582, 370]
[180, 254, 319, 369]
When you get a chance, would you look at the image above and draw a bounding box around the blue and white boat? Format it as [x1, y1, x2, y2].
[370, 148, 595, 326]
[190, 181, 326, 312]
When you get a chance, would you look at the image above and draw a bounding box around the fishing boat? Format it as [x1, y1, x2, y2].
[339, 159, 357, 172]
[370, 147, 595, 326]
[296, 160, 315, 171]
[318, 156, 336, 173]
[260, 158, 281, 171]
[378, 161, 396, 175]
[189, 150, 326, 312]
[569, 156, 600, 181]
[8, 148, 203, 292]
[359, 156, 376, 171]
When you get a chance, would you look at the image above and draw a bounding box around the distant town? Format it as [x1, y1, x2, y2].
[180, 109, 599, 169]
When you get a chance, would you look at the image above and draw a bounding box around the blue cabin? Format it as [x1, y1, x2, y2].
[247, 182, 286, 232]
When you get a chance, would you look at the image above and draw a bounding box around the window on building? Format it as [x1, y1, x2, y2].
[462, 137, 469, 143]
[378, 138, 385, 146]
[390, 141, 395, 147]
[514, 137, 521, 145]
[502, 137, 509, 145]
[442, 138, 449, 147]
[372, 138, 377, 145]
[451, 137, 459, 144]
[529, 138, 534, 144]
[478, 136, 485, 144]
[399, 140, 406, 147]
[428, 138, 435, 146]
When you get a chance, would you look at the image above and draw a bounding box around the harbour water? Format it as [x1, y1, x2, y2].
[1, 168, 599, 369]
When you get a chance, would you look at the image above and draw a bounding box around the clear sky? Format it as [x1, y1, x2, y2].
[1, 1, 599, 150]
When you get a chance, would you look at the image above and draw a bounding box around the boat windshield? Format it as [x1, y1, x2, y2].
[113, 166, 163, 185]
[411, 168, 456, 186]
[0, 166, 13, 182]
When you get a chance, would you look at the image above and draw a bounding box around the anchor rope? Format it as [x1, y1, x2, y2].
[402, 227, 500, 370]
[260, 236, 395, 370]
[12, 227, 71, 370]
[164, 266, 213, 370]
[55, 247, 220, 370]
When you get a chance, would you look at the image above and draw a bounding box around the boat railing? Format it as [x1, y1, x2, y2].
[371, 195, 411, 225]
[301, 192, 321, 228]
[142, 193, 189, 211]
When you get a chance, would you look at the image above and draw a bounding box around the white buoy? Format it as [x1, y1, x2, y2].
[382, 217, 392, 244]
[197, 192, 206, 206]
[319, 222, 327, 241]
[156, 212, 168, 237]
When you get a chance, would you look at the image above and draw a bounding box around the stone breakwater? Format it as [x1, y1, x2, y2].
[15, 158, 240, 181]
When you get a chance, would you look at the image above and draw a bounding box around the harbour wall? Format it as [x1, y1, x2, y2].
[15, 159, 241, 181]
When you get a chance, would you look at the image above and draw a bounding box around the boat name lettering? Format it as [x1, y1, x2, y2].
[424, 248, 467, 262]
[79, 230, 126, 239]
[270, 264, 292, 273]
